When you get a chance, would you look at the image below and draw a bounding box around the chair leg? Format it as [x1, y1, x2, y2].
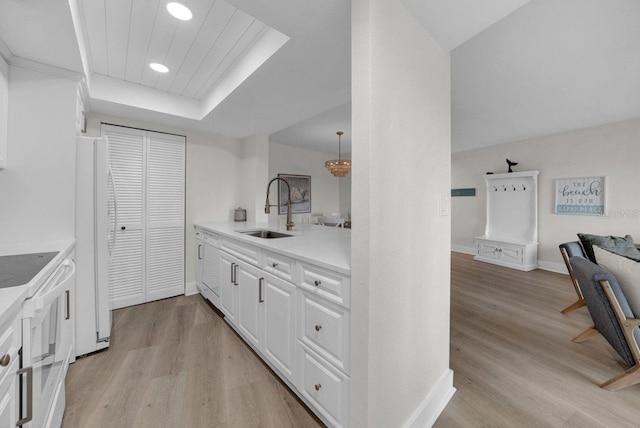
[572, 325, 598, 343]
[601, 365, 640, 391]
[561, 298, 585, 314]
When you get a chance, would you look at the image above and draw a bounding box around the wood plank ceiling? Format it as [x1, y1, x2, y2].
[79, 0, 272, 100]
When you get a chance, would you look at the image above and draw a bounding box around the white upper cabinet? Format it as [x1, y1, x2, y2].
[0, 56, 8, 170]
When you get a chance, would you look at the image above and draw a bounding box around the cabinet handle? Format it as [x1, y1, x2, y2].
[66, 289, 71, 320]
[231, 263, 236, 283]
[314, 280, 321, 287]
[121, 226, 126, 230]
[16, 366, 33, 426]
[272, 262, 278, 268]
[259, 278, 264, 303]
[233, 264, 239, 285]
[314, 383, 322, 391]
[198, 244, 203, 260]
[315, 325, 322, 332]
[0, 354, 9, 367]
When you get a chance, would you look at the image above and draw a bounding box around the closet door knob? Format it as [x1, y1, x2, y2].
[0, 354, 9, 367]
[314, 383, 322, 391]
[315, 325, 322, 332]
[314, 280, 321, 287]
[272, 262, 278, 268]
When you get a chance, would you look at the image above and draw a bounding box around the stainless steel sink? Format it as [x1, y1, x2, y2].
[239, 230, 292, 239]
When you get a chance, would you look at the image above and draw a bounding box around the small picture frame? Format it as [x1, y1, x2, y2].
[554, 176, 606, 216]
[278, 174, 311, 215]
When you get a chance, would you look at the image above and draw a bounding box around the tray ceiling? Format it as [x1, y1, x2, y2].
[79, 0, 278, 101]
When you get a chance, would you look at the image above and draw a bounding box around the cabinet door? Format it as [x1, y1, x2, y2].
[146, 131, 185, 302]
[195, 238, 204, 286]
[202, 243, 220, 300]
[219, 253, 238, 324]
[262, 273, 296, 383]
[104, 126, 146, 309]
[236, 261, 263, 349]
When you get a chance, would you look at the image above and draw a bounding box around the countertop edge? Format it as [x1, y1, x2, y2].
[195, 222, 351, 275]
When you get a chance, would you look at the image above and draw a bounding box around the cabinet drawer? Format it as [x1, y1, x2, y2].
[0, 314, 20, 381]
[477, 240, 524, 264]
[262, 251, 296, 283]
[221, 238, 261, 266]
[298, 263, 350, 308]
[199, 230, 220, 247]
[298, 291, 349, 373]
[297, 343, 349, 428]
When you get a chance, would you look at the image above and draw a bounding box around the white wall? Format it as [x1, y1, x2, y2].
[239, 133, 269, 223]
[452, 118, 640, 271]
[351, 0, 453, 426]
[339, 172, 352, 220]
[268, 141, 342, 224]
[0, 66, 78, 244]
[0, 55, 8, 167]
[86, 113, 241, 284]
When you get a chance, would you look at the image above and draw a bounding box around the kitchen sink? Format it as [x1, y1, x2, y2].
[239, 230, 292, 239]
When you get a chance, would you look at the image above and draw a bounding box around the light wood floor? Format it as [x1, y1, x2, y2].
[435, 252, 640, 428]
[64, 253, 640, 428]
[62, 295, 322, 428]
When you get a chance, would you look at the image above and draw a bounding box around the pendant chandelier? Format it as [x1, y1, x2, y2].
[325, 131, 351, 177]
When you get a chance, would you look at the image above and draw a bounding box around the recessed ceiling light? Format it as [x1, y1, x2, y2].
[167, 2, 192, 21]
[150, 63, 170, 73]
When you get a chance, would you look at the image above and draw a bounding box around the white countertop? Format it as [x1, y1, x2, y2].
[0, 239, 76, 327]
[195, 222, 351, 275]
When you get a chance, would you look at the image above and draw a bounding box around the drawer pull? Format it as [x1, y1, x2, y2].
[314, 383, 322, 391]
[272, 262, 278, 268]
[314, 280, 321, 287]
[259, 278, 264, 303]
[0, 353, 9, 367]
[315, 324, 322, 332]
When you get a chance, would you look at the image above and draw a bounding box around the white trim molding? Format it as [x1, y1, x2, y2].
[185, 281, 199, 296]
[404, 369, 456, 428]
[537, 260, 568, 274]
[451, 244, 476, 255]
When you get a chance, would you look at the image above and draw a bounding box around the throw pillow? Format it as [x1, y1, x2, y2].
[577, 233, 640, 263]
[593, 246, 640, 317]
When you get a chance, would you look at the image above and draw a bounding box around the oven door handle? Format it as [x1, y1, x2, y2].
[22, 259, 76, 318]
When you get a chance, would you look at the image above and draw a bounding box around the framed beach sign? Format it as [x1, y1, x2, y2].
[554, 176, 606, 216]
[278, 173, 311, 215]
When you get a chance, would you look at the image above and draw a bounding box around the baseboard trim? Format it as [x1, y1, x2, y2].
[451, 245, 475, 255]
[185, 281, 198, 296]
[404, 369, 456, 428]
[538, 261, 567, 274]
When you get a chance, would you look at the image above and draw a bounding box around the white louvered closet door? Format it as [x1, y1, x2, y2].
[102, 124, 185, 309]
[146, 131, 185, 302]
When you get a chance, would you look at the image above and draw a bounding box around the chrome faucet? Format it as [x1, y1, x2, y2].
[265, 177, 294, 231]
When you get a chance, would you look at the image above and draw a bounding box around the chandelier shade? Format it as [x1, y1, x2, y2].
[325, 131, 351, 177]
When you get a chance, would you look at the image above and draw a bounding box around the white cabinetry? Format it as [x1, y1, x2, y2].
[261, 273, 296, 383]
[236, 260, 263, 349]
[199, 230, 351, 427]
[195, 228, 220, 306]
[0, 312, 20, 427]
[219, 252, 238, 324]
[475, 171, 539, 271]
